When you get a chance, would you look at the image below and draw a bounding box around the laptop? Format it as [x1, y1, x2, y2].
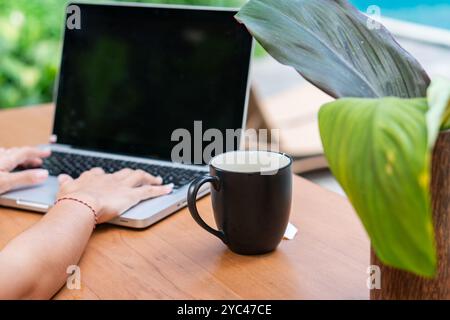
[0, 2, 253, 228]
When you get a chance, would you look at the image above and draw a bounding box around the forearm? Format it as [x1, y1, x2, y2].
[0, 201, 95, 299]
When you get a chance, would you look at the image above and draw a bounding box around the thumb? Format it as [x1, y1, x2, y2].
[2, 169, 49, 192]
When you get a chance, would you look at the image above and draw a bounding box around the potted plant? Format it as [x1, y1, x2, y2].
[236, 0, 450, 299]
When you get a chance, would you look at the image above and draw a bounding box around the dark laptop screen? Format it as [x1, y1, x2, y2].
[54, 3, 253, 164]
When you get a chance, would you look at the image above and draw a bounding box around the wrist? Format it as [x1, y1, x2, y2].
[56, 193, 102, 224]
[59, 192, 101, 212]
[52, 195, 99, 230]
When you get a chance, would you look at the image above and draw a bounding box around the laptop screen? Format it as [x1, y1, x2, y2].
[54, 3, 253, 165]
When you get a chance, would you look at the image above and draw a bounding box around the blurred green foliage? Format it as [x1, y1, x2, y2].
[0, 0, 252, 109]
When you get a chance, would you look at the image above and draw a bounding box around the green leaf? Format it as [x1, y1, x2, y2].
[236, 0, 430, 98]
[319, 97, 437, 276]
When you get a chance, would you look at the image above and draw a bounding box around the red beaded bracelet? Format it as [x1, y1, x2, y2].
[54, 197, 98, 228]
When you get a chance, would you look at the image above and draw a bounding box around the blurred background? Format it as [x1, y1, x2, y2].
[0, 0, 246, 109]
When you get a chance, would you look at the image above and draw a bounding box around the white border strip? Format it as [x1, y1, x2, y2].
[381, 17, 450, 48]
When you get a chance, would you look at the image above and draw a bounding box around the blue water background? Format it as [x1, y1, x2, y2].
[351, 0, 450, 30]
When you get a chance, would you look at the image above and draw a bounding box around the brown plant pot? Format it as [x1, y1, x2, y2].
[370, 130, 450, 300]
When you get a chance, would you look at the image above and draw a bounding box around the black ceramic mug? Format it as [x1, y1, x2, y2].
[187, 150, 292, 255]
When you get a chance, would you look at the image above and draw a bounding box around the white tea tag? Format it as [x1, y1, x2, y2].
[283, 223, 298, 240]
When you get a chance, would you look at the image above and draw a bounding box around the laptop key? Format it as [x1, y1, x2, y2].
[42, 151, 204, 188]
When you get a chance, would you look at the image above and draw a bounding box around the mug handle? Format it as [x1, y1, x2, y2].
[187, 175, 227, 243]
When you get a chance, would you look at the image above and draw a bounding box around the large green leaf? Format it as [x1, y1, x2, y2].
[236, 0, 430, 98]
[318, 77, 450, 276]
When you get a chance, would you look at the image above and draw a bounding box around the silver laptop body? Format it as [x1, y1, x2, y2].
[0, 2, 253, 229]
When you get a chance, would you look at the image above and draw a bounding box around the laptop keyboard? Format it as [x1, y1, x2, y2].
[42, 151, 205, 189]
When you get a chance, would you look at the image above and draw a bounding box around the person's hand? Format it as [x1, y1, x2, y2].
[0, 147, 51, 194]
[57, 168, 174, 223]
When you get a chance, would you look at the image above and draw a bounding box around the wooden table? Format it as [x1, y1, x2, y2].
[0, 105, 370, 299]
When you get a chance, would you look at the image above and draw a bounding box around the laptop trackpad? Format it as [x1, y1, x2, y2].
[1, 176, 59, 208]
